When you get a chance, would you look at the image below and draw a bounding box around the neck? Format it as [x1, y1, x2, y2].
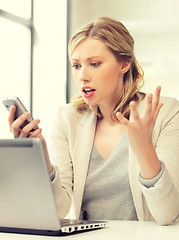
[98, 104, 116, 125]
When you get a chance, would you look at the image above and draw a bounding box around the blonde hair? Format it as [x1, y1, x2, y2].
[68, 17, 145, 120]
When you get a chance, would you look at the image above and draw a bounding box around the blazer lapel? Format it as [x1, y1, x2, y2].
[72, 110, 97, 219]
[128, 98, 145, 221]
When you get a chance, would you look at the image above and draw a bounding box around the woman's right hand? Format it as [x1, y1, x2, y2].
[8, 104, 53, 173]
[8, 104, 42, 138]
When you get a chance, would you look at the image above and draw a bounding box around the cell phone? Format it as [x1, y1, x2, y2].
[2, 96, 39, 131]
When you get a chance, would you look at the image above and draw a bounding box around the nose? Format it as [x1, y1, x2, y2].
[79, 66, 90, 82]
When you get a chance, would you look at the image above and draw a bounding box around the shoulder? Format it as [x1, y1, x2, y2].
[139, 94, 179, 115]
[55, 103, 96, 127]
[157, 96, 179, 120]
[58, 103, 80, 117]
[138, 95, 179, 144]
[50, 103, 97, 141]
[159, 96, 179, 107]
[139, 93, 179, 106]
[57, 103, 89, 119]
[138, 95, 179, 131]
[159, 96, 179, 126]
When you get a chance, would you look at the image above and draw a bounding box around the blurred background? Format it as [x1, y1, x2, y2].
[1, 0, 179, 139]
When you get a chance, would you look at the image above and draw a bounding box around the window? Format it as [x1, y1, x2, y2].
[0, 0, 67, 139]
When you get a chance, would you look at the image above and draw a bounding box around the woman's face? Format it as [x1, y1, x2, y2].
[70, 37, 129, 108]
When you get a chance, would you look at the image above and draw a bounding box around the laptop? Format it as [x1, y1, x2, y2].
[0, 138, 108, 235]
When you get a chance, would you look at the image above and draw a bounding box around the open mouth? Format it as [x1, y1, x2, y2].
[82, 87, 96, 98]
[83, 88, 95, 94]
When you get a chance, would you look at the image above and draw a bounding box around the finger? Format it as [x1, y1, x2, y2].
[130, 101, 140, 121]
[11, 112, 31, 138]
[152, 86, 161, 114]
[154, 103, 163, 123]
[11, 111, 31, 129]
[28, 128, 42, 138]
[116, 112, 129, 125]
[8, 104, 16, 131]
[12, 127, 21, 138]
[19, 119, 40, 138]
[144, 94, 153, 117]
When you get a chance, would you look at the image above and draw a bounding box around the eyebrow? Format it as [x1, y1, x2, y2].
[71, 56, 102, 61]
[87, 56, 102, 60]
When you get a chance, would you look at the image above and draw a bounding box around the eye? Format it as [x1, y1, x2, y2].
[91, 62, 101, 67]
[72, 64, 81, 69]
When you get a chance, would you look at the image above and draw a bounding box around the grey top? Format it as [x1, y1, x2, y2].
[81, 133, 165, 221]
[50, 132, 165, 220]
[81, 133, 138, 220]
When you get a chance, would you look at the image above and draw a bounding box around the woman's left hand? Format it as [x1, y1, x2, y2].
[116, 86, 163, 179]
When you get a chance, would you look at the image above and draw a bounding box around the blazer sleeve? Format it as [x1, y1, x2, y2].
[139, 97, 179, 225]
[47, 107, 73, 219]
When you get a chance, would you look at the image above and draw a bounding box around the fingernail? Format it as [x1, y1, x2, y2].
[116, 112, 122, 119]
[130, 102, 135, 108]
[149, 94, 153, 100]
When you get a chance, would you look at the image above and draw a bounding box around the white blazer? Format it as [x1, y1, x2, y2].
[48, 96, 179, 225]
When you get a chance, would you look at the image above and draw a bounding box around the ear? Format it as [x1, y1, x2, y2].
[120, 61, 131, 74]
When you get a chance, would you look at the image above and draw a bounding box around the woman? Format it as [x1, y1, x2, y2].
[8, 17, 179, 225]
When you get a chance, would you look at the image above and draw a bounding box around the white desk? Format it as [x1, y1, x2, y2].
[0, 221, 179, 240]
